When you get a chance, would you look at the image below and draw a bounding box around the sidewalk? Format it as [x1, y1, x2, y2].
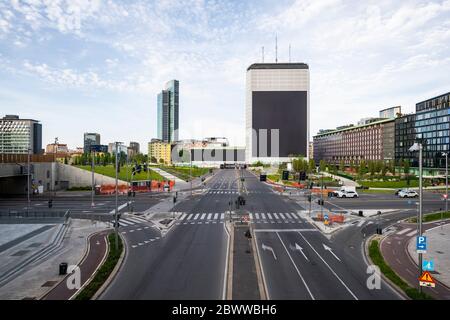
[151, 167, 188, 190]
[380, 221, 450, 299]
[0, 219, 109, 300]
[43, 229, 110, 300]
[321, 172, 359, 187]
[407, 223, 450, 289]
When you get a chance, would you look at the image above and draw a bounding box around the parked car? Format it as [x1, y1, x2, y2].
[335, 190, 359, 198]
[398, 189, 418, 198]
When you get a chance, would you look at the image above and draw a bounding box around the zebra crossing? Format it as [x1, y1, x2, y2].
[175, 211, 306, 225]
[111, 215, 149, 227]
[205, 190, 268, 195]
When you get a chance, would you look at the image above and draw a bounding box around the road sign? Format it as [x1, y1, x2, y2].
[416, 236, 427, 253]
[419, 271, 436, 288]
[422, 260, 435, 272]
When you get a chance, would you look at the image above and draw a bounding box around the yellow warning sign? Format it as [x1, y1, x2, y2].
[419, 271, 436, 288]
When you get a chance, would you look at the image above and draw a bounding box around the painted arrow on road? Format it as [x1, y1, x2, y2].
[295, 243, 309, 261]
[323, 244, 341, 261]
[262, 243, 277, 260]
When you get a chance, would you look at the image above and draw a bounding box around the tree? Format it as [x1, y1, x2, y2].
[308, 159, 315, 173]
[359, 160, 367, 177]
[368, 160, 376, 177]
[151, 156, 157, 163]
[159, 158, 165, 164]
[319, 160, 326, 172]
[339, 160, 345, 172]
[381, 161, 388, 177]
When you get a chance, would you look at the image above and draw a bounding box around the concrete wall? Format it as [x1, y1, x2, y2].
[57, 163, 127, 188]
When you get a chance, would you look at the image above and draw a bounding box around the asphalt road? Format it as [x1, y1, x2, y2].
[242, 171, 402, 300]
[101, 169, 238, 299]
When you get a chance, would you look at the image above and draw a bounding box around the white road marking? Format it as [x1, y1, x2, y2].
[397, 228, 412, 235]
[194, 214, 200, 220]
[220, 213, 224, 220]
[180, 213, 187, 220]
[406, 230, 417, 237]
[261, 213, 266, 220]
[279, 213, 286, 220]
[357, 220, 365, 227]
[214, 213, 218, 220]
[249, 213, 253, 220]
[207, 213, 212, 220]
[273, 213, 279, 219]
[187, 214, 193, 220]
[276, 233, 315, 300]
[255, 213, 260, 220]
[297, 232, 358, 300]
[284, 212, 292, 219]
[200, 213, 206, 220]
[267, 213, 273, 220]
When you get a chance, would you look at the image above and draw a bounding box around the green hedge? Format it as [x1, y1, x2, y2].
[75, 233, 123, 300]
[409, 211, 450, 223]
[77, 165, 165, 181]
[368, 240, 433, 300]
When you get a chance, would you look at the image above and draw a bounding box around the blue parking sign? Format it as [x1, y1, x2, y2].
[416, 236, 427, 253]
[422, 260, 434, 271]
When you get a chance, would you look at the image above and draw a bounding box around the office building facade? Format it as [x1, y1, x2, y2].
[149, 139, 172, 164]
[83, 133, 100, 153]
[245, 63, 309, 164]
[0, 115, 42, 154]
[157, 80, 179, 143]
[380, 106, 401, 119]
[395, 92, 450, 169]
[313, 118, 395, 165]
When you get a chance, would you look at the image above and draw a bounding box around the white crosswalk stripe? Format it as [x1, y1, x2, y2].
[220, 213, 224, 220]
[180, 213, 187, 221]
[284, 212, 292, 219]
[119, 219, 133, 226]
[214, 213, 218, 220]
[207, 213, 212, 220]
[126, 216, 147, 224]
[279, 213, 286, 220]
[187, 214, 193, 220]
[396, 227, 412, 235]
[273, 213, 279, 220]
[200, 213, 206, 220]
[194, 214, 200, 220]
[261, 213, 266, 220]
[249, 213, 253, 220]
[255, 213, 260, 220]
[267, 213, 273, 220]
[406, 230, 417, 237]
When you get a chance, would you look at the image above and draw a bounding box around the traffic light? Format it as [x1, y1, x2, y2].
[307, 195, 312, 202]
[143, 164, 148, 172]
[282, 170, 289, 180]
[299, 171, 306, 181]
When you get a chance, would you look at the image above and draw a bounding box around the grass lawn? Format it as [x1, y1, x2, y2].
[368, 240, 433, 300]
[75, 233, 123, 300]
[76, 165, 165, 181]
[358, 180, 424, 188]
[360, 189, 397, 194]
[159, 165, 210, 181]
[408, 211, 450, 223]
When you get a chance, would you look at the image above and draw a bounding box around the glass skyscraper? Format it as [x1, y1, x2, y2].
[0, 115, 42, 154]
[157, 80, 179, 143]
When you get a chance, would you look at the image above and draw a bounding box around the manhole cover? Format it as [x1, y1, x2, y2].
[41, 281, 58, 287]
[11, 250, 30, 257]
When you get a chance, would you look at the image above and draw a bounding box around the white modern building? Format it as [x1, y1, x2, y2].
[245, 63, 310, 164]
[0, 115, 42, 154]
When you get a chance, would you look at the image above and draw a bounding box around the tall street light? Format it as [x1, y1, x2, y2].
[442, 152, 448, 227]
[409, 142, 423, 293]
[27, 147, 31, 212]
[91, 148, 95, 207]
[114, 141, 122, 251]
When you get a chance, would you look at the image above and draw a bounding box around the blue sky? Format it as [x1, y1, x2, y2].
[1, 0, 450, 153]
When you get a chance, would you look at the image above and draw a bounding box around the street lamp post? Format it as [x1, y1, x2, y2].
[442, 152, 448, 228]
[91, 149, 95, 207]
[114, 142, 121, 251]
[27, 147, 31, 212]
[410, 142, 423, 293]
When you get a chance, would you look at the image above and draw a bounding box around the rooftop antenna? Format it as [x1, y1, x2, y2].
[275, 34, 278, 63]
[289, 44, 291, 63]
[262, 46, 264, 63]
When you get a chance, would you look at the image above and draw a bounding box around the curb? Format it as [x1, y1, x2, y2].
[69, 230, 111, 300]
[250, 225, 267, 300]
[226, 222, 234, 300]
[365, 235, 409, 300]
[92, 232, 127, 300]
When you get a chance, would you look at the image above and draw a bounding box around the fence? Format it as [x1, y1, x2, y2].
[0, 209, 113, 222]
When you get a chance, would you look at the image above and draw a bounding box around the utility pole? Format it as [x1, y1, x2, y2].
[27, 147, 31, 212]
[53, 137, 58, 198]
[114, 142, 120, 251]
[442, 152, 448, 229]
[410, 142, 423, 293]
[190, 149, 193, 196]
[91, 149, 95, 207]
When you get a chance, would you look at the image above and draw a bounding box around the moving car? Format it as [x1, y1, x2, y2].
[398, 189, 418, 198]
[335, 190, 359, 198]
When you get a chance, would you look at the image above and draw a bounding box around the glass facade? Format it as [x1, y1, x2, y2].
[0, 116, 42, 154]
[157, 80, 179, 143]
[395, 92, 450, 168]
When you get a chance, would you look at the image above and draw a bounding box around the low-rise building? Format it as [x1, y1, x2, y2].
[148, 139, 172, 164]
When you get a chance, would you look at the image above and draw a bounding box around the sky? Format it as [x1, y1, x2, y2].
[1, 0, 450, 153]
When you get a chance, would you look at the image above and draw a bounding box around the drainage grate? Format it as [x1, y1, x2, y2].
[11, 250, 30, 257]
[41, 281, 58, 287]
